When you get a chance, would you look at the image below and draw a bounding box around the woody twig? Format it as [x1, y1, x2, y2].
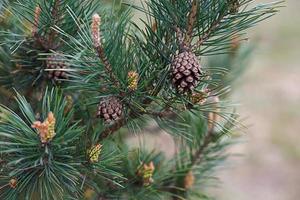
[91, 14, 120, 87]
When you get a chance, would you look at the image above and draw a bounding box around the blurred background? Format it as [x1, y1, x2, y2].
[213, 0, 300, 199]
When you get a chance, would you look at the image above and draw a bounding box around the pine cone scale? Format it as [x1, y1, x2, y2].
[171, 51, 202, 93]
[97, 97, 123, 123]
[46, 54, 68, 82]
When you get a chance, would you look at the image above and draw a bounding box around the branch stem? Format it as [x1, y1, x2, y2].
[95, 45, 120, 87]
[191, 128, 214, 166]
[184, 0, 198, 45]
[91, 14, 120, 88]
[48, 0, 60, 46]
[193, 11, 227, 49]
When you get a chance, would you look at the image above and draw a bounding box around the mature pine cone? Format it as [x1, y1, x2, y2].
[171, 51, 202, 93]
[97, 97, 123, 123]
[46, 54, 68, 82]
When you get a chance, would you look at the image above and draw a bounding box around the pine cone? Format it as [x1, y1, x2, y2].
[46, 54, 68, 82]
[97, 97, 123, 123]
[171, 51, 202, 93]
[228, 0, 240, 14]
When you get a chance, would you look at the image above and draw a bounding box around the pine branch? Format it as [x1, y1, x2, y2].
[0, 0, 282, 198]
[32, 5, 50, 50]
[184, 0, 198, 45]
[0, 88, 85, 199]
[190, 101, 224, 166]
[95, 45, 120, 87]
[31, 6, 41, 36]
[143, 109, 175, 118]
[192, 10, 227, 49]
[48, 0, 61, 46]
[0, 87, 14, 100]
[190, 128, 214, 166]
[92, 13, 120, 88]
[99, 118, 126, 140]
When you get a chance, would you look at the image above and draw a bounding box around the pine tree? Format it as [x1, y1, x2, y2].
[0, 0, 282, 199]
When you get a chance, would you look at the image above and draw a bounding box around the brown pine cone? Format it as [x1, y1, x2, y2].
[46, 54, 68, 82]
[228, 0, 240, 14]
[171, 51, 202, 93]
[97, 97, 123, 123]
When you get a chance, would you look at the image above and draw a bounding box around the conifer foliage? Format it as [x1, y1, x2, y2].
[0, 0, 281, 199]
